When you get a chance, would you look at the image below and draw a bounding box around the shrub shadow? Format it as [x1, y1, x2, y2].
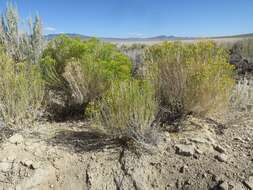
[47, 129, 122, 153]
[0, 127, 15, 143]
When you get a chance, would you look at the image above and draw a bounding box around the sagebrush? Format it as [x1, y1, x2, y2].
[145, 41, 235, 121]
[93, 80, 159, 149]
[0, 3, 44, 64]
[230, 76, 253, 112]
[0, 47, 44, 126]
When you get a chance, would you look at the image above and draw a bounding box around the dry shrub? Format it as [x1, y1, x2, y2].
[93, 80, 159, 150]
[62, 58, 110, 106]
[230, 76, 253, 112]
[0, 48, 44, 127]
[145, 41, 235, 121]
[235, 38, 253, 62]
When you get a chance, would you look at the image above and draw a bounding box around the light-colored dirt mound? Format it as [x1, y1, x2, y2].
[0, 113, 252, 190]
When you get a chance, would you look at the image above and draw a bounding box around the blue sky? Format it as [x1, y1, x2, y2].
[0, 0, 252, 38]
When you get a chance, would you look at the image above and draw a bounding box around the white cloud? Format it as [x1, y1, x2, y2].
[44, 27, 56, 32]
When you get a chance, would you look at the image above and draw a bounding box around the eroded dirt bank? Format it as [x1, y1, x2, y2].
[0, 112, 252, 190]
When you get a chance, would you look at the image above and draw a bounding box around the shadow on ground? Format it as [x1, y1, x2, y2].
[0, 127, 15, 143]
[47, 130, 122, 153]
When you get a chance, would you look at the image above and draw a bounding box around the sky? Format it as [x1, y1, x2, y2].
[0, 0, 252, 38]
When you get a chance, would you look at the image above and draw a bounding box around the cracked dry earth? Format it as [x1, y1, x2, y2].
[0, 112, 252, 190]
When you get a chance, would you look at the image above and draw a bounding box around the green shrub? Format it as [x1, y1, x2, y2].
[40, 36, 132, 116]
[0, 47, 44, 127]
[145, 41, 235, 120]
[92, 80, 159, 149]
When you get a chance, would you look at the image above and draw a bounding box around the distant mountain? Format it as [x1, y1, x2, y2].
[45, 33, 253, 42]
[45, 33, 197, 42]
[209, 33, 253, 39]
[45, 33, 90, 40]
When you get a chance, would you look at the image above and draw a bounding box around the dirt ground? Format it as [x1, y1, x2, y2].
[0, 109, 252, 190]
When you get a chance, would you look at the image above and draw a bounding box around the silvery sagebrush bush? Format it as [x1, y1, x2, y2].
[0, 2, 44, 64]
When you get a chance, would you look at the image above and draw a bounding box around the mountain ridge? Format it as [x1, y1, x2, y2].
[45, 33, 253, 42]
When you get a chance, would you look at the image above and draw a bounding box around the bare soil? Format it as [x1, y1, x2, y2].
[0, 110, 252, 190]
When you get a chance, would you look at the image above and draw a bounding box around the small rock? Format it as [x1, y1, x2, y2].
[24, 141, 32, 146]
[212, 175, 224, 182]
[245, 137, 251, 142]
[214, 145, 226, 153]
[0, 161, 11, 172]
[231, 183, 245, 190]
[175, 144, 195, 157]
[166, 183, 173, 188]
[20, 159, 37, 169]
[7, 156, 16, 161]
[212, 175, 217, 181]
[233, 137, 244, 142]
[179, 165, 188, 173]
[185, 179, 191, 185]
[0, 120, 5, 129]
[189, 137, 208, 144]
[244, 176, 253, 190]
[247, 104, 253, 112]
[9, 134, 24, 144]
[91, 155, 96, 160]
[21, 159, 33, 167]
[32, 162, 40, 169]
[215, 154, 228, 163]
[16, 168, 51, 189]
[193, 154, 199, 159]
[219, 181, 229, 190]
[175, 179, 182, 189]
[195, 148, 203, 155]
